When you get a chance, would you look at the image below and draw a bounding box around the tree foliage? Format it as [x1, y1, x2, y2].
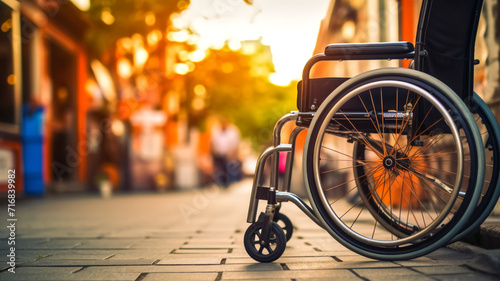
[184, 43, 298, 149]
[86, 0, 189, 56]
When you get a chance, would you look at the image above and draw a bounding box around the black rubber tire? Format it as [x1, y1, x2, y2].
[452, 93, 500, 242]
[244, 221, 286, 263]
[274, 213, 294, 241]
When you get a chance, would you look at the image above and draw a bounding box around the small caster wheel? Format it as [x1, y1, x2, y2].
[244, 221, 286, 263]
[274, 213, 293, 241]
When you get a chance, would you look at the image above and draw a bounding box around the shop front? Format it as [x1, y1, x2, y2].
[0, 0, 22, 195]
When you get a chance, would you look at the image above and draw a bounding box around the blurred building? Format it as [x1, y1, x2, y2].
[0, 0, 22, 194]
[1, 0, 263, 196]
[312, 0, 417, 78]
[0, 0, 91, 195]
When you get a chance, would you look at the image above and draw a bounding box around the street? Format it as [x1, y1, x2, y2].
[0, 179, 499, 280]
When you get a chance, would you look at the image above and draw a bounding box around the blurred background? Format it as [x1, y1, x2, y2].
[0, 0, 499, 197]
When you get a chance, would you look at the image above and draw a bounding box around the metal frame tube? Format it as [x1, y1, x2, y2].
[270, 113, 299, 192]
[276, 191, 324, 229]
[283, 127, 305, 192]
[247, 112, 320, 227]
[247, 144, 292, 223]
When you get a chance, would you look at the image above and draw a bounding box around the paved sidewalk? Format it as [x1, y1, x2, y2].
[0, 179, 499, 280]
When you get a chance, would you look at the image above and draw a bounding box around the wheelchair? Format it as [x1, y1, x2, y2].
[243, 0, 500, 261]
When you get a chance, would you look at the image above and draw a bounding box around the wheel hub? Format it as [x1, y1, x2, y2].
[383, 156, 396, 169]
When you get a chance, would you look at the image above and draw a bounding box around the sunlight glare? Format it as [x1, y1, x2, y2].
[101, 8, 115, 25]
[174, 63, 190, 75]
[179, 50, 190, 61]
[228, 40, 242, 51]
[71, 0, 90, 11]
[134, 48, 149, 69]
[117, 58, 133, 79]
[269, 73, 292, 87]
[176, 0, 330, 85]
[145, 12, 156, 26]
[167, 30, 190, 42]
[189, 50, 206, 62]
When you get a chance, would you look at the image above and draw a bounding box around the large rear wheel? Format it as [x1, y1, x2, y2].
[304, 68, 484, 260]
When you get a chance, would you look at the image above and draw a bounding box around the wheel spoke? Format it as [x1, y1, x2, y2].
[265, 245, 273, 254]
[358, 94, 384, 148]
[332, 114, 385, 159]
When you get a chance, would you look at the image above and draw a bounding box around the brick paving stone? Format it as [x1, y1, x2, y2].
[228, 248, 249, 256]
[222, 269, 358, 279]
[318, 249, 358, 256]
[74, 238, 137, 249]
[14, 238, 83, 250]
[333, 255, 381, 262]
[70, 268, 141, 281]
[425, 247, 474, 260]
[156, 252, 229, 258]
[276, 250, 353, 258]
[387, 255, 433, 264]
[225, 256, 335, 264]
[18, 230, 108, 239]
[75, 265, 219, 274]
[394, 258, 474, 267]
[188, 236, 236, 242]
[431, 273, 499, 281]
[185, 237, 236, 241]
[223, 263, 283, 272]
[181, 242, 236, 248]
[19, 258, 159, 266]
[126, 239, 180, 249]
[173, 248, 231, 254]
[142, 272, 219, 281]
[68, 264, 278, 274]
[6, 250, 61, 264]
[293, 279, 364, 281]
[157, 256, 222, 265]
[354, 267, 426, 279]
[0, 267, 84, 281]
[286, 261, 399, 270]
[221, 277, 292, 281]
[23, 249, 116, 260]
[4, 238, 48, 250]
[411, 265, 475, 275]
[363, 276, 435, 281]
[66, 263, 280, 274]
[88, 249, 170, 259]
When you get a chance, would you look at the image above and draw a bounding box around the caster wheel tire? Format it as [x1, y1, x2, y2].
[244, 221, 286, 263]
[274, 213, 294, 241]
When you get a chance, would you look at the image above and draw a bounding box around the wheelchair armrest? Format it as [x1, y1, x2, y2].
[324, 42, 415, 60]
[299, 42, 415, 112]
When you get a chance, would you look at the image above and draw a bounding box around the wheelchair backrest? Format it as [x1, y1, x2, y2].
[414, 0, 483, 101]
